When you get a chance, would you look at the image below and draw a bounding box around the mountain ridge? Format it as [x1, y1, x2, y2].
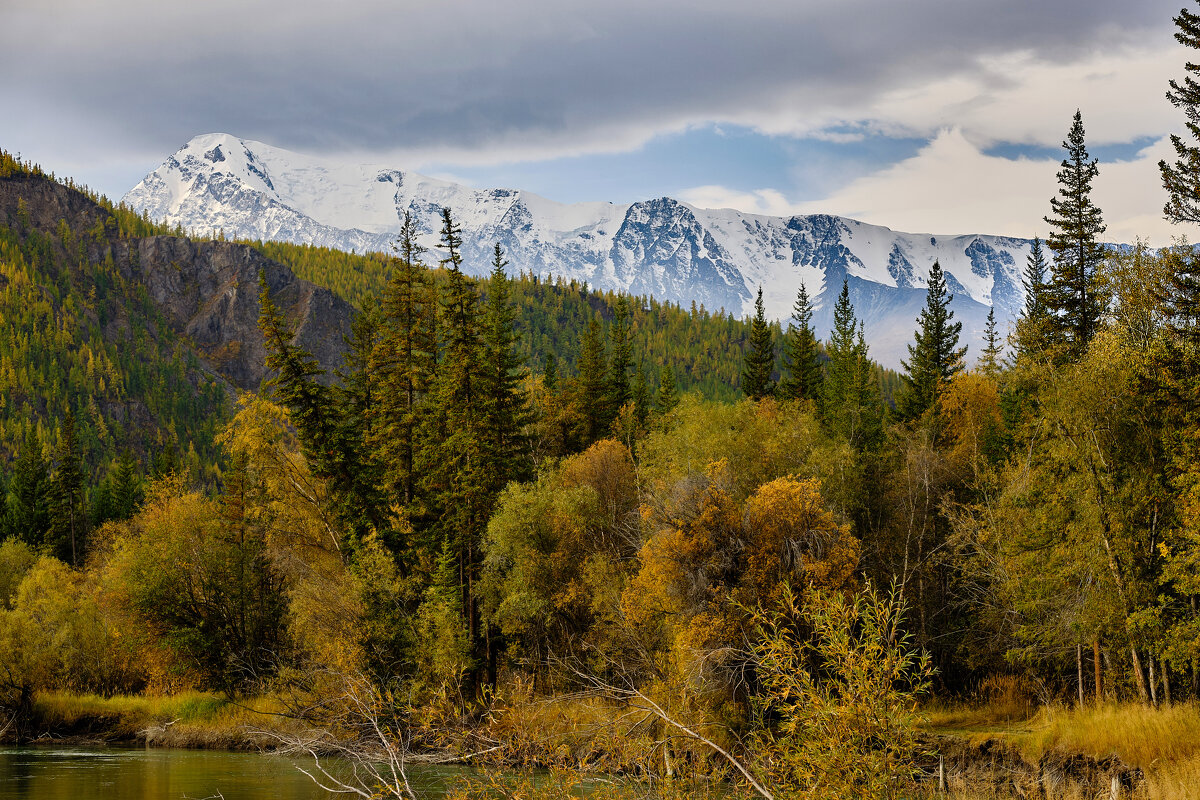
[123, 133, 1035, 367]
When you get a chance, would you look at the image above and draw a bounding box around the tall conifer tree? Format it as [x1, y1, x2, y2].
[1161, 3, 1200, 227]
[6, 430, 49, 547]
[980, 307, 1003, 377]
[375, 210, 431, 506]
[897, 261, 966, 420]
[576, 315, 610, 443]
[1015, 236, 1053, 359]
[109, 448, 143, 521]
[742, 287, 775, 400]
[481, 243, 531, 491]
[48, 410, 85, 566]
[779, 283, 822, 402]
[420, 206, 490, 696]
[822, 281, 880, 449]
[1160, 6, 1200, 344]
[1044, 110, 1106, 359]
[632, 361, 651, 430]
[656, 366, 679, 414]
[607, 297, 634, 415]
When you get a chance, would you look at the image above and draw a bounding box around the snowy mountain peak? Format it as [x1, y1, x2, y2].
[123, 134, 1034, 368]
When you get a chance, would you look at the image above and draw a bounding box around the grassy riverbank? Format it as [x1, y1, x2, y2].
[22, 691, 1200, 798]
[925, 701, 1200, 799]
[27, 691, 296, 749]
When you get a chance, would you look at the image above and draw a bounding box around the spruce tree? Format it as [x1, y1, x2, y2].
[1015, 236, 1052, 359]
[6, 431, 49, 547]
[778, 283, 822, 402]
[335, 298, 388, 533]
[822, 281, 881, 450]
[260, 272, 381, 538]
[1161, 3, 1200, 226]
[374, 210, 431, 506]
[607, 296, 634, 415]
[656, 366, 679, 414]
[898, 261, 966, 420]
[419, 207, 490, 697]
[1159, 7, 1200, 344]
[980, 307, 1003, 378]
[48, 410, 85, 566]
[109, 448, 143, 520]
[258, 272, 333, 459]
[576, 315, 610, 443]
[1044, 110, 1106, 359]
[432, 207, 481, 413]
[481, 243, 531, 491]
[742, 287, 775, 400]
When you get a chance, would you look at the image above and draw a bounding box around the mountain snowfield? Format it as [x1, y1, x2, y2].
[123, 133, 1034, 368]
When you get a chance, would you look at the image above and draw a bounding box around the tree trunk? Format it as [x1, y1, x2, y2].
[1149, 655, 1158, 707]
[1193, 597, 1199, 699]
[1094, 639, 1103, 704]
[1131, 645, 1150, 705]
[1077, 644, 1084, 707]
[1164, 662, 1172, 706]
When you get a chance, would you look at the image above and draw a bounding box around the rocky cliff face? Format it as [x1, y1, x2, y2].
[0, 172, 354, 393]
[130, 235, 352, 390]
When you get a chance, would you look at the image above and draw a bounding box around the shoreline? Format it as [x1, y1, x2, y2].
[9, 693, 1190, 798]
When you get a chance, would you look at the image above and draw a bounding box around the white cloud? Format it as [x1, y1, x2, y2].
[730, 38, 1179, 151]
[675, 186, 796, 217]
[684, 130, 1188, 246]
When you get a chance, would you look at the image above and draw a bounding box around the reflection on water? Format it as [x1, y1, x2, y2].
[0, 747, 472, 800]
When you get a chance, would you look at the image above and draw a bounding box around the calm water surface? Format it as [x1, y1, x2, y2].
[0, 747, 472, 799]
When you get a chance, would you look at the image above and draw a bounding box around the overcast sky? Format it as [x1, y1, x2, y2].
[1, 0, 1193, 244]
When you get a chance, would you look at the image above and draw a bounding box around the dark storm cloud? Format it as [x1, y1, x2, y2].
[0, 0, 1180, 175]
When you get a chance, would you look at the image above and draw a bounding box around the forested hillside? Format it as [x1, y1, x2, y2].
[0, 150, 362, 560]
[0, 153, 227, 557]
[253, 239, 902, 403]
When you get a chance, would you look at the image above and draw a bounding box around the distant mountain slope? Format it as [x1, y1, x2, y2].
[0, 155, 356, 474]
[124, 133, 1034, 367]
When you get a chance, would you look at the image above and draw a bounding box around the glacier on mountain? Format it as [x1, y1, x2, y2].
[123, 133, 1035, 368]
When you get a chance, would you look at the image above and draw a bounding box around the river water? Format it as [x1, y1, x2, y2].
[0, 747, 473, 799]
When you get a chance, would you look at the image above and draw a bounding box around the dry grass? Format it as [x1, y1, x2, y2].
[1140, 752, 1200, 800]
[33, 690, 299, 748]
[922, 700, 1200, 800]
[1014, 702, 1200, 768]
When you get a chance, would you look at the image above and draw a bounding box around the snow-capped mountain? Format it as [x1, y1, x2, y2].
[124, 133, 1034, 368]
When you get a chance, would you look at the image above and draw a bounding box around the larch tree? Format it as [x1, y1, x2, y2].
[742, 287, 776, 400]
[1045, 110, 1106, 360]
[897, 260, 966, 421]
